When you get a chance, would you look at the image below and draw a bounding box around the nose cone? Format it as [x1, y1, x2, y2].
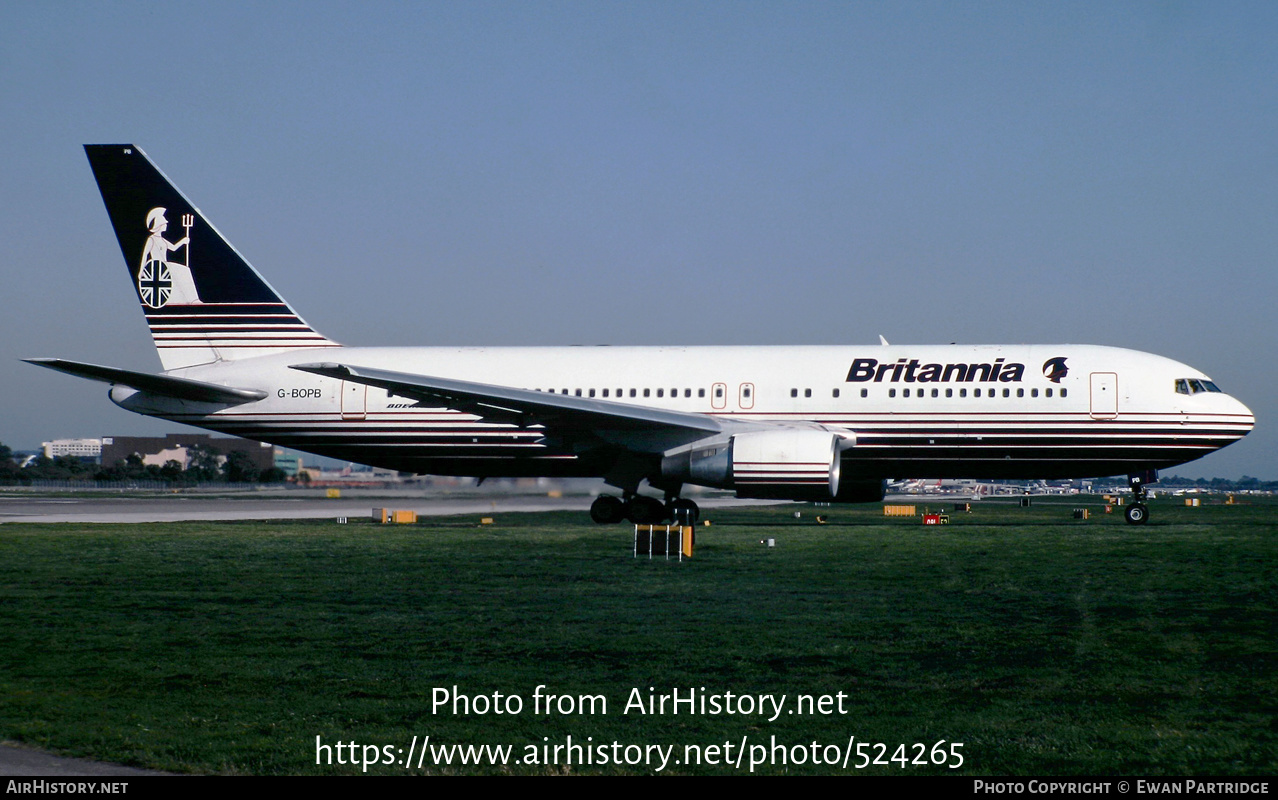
[1222, 395, 1256, 444]
[1235, 397, 1256, 434]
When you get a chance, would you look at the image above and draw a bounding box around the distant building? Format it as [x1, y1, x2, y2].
[100, 434, 273, 472]
[274, 450, 302, 476]
[42, 438, 103, 462]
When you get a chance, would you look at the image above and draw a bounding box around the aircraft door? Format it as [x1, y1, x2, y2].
[1089, 372, 1118, 420]
[341, 381, 367, 421]
[738, 382, 755, 410]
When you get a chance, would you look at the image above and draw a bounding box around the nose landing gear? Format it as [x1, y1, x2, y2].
[1125, 470, 1158, 525]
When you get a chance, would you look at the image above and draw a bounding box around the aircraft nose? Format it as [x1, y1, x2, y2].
[1229, 396, 1256, 437]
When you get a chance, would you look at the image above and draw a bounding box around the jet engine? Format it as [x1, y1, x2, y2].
[662, 429, 850, 501]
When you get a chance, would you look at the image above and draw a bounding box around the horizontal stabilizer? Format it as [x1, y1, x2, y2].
[25, 358, 267, 404]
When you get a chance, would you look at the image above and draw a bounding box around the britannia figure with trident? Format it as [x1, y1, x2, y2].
[138, 207, 201, 307]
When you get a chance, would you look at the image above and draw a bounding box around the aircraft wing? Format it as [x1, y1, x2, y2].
[25, 358, 268, 405]
[290, 362, 724, 446]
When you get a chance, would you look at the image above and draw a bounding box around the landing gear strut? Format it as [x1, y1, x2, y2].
[1125, 470, 1157, 525]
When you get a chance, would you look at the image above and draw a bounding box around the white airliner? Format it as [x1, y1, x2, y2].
[28, 145, 1255, 525]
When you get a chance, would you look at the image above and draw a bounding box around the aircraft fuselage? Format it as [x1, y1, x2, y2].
[110, 342, 1254, 482]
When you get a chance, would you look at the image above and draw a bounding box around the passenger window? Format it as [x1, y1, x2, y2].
[1061, 388, 1068, 398]
[575, 389, 582, 397]
[974, 388, 981, 398]
[684, 389, 691, 398]
[903, 388, 910, 398]
[643, 389, 650, 398]
[698, 388, 706, 398]
[932, 388, 939, 398]
[945, 388, 952, 398]
[860, 388, 868, 398]
[1003, 388, 1010, 398]
[804, 388, 812, 398]
[589, 389, 596, 398]
[960, 388, 967, 398]
[1017, 388, 1024, 398]
[889, 389, 896, 398]
[1046, 388, 1053, 397]
[791, 388, 798, 398]
[1031, 388, 1038, 398]
[630, 389, 637, 398]
[657, 388, 664, 398]
[601, 389, 608, 397]
[832, 388, 840, 398]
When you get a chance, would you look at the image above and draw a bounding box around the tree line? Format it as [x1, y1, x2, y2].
[1158, 474, 1278, 492]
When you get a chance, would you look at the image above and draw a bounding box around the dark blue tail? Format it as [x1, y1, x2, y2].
[85, 144, 338, 369]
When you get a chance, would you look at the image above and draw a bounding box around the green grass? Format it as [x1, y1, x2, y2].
[0, 497, 1274, 774]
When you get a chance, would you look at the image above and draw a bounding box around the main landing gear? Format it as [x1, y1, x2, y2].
[1124, 470, 1158, 525]
[590, 494, 700, 525]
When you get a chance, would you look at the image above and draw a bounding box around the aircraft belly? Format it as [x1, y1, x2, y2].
[837, 411, 1248, 479]
[152, 407, 1249, 483]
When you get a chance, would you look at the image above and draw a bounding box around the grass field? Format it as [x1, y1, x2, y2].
[0, 497, 1274, 775]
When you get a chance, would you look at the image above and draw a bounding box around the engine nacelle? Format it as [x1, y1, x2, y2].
[662, 430, 844, 501]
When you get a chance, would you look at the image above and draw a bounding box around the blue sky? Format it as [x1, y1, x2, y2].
[2, 2, 1274, 478]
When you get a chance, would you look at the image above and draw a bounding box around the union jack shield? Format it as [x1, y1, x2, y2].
[138, 259, 172, 308]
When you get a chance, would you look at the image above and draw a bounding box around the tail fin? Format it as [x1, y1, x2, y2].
[84, 144, 339, 370]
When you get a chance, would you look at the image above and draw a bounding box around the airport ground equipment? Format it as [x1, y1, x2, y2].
[634, 525, 694, 560]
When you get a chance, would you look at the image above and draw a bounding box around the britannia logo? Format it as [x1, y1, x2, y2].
[1042, 357, 1069, 384]
[138, 207, 201, 308]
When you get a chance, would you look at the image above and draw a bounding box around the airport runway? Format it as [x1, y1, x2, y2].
[0, 490, 772, 524]
[0, 491, 594, 524]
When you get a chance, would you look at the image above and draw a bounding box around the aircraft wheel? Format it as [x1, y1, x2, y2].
[626, 496, 667, 524]
[590, 495, 626, 524]
[1124, 503, 1148, 525]
[668, 498, 700, 526]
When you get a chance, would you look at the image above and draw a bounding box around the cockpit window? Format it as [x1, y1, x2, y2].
[1177, 378, 1223, 395]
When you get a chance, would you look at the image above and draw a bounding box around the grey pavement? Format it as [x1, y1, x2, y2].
[0, 743, 167, 776]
